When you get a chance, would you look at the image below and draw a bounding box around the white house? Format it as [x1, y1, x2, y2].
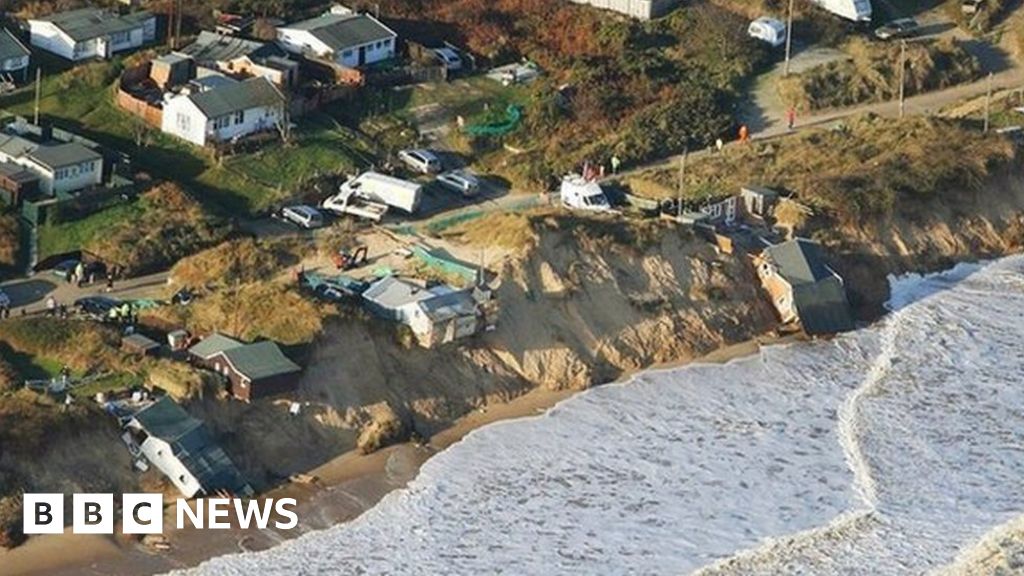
[28, 8, 156, 61]
[0, 132, 103, 195]
[161, 77, 286, 147]
[0, 28, 31, 83]
[126, 397, 252, 498]
[277, 13, 397, 68]
[362, 276, 486, 348]
[569, 0, 680, 19]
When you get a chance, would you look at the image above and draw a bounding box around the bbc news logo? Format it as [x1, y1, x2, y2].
[24, 494, 298, 534]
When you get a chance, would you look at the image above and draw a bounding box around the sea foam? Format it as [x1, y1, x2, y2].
[176, 255, 1024, 575]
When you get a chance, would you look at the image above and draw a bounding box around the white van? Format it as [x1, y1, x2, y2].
[748, 17, 787, 48]
[341, 172, 423, 214]
[281, 205, 325, 229]
[560, 174, 611, 212]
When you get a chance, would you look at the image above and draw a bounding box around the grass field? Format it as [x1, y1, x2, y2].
[37, 201, 142, 258]
[0, 58, 374, 216]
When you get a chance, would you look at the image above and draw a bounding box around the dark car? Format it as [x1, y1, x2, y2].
[73, 296, 122, 321]
[52, 259, 79, 278]
[874, 18, 920, 40]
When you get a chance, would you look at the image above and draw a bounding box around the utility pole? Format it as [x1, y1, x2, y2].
[984, 72, 993, 133]
[33, 68, 41, 125]
[898, 40, 907, 119]
[677, 147, 688, 220]
[784, 0, 795, 77]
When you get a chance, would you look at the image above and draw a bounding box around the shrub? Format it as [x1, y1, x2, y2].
[778, 38, 981, 111]
[0, 215, 18, 270]
[171, 238, 295, 290]
[0, 318, 121, 373]
[86, 183, 226, 275]
[187, 281, 332, 345]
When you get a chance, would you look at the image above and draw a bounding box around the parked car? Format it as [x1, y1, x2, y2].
[0, 288, 10, 307]
[748, 17, 787, 48]
[436, 170, 481, 197]
[874, 18, 920, 40]
[432, 47, 462, 71]
[74, 296, 121, 321]
[281, 205, 325, 229]
[962, 0, 984, 14]
[52, 259, 79, 278]
[397, 149, 442, 174]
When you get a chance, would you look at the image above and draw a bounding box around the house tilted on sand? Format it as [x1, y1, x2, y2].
[754, 238, 854, 336]
[125, 397, 252, 498]
[362, 276, 496, 348]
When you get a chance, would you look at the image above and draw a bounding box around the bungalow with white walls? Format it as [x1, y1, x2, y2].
[0, 129, 103, 195]
[125, 397, 252, 498]
[277, 13, 396, 68]
[161, 77, 286, 147]
[28, 8, 156, 61]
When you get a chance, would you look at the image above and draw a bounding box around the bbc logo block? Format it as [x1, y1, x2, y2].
[24, 493, 164, 535]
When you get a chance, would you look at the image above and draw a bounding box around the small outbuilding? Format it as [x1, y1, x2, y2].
[188, 333, 301, 401]
[754, 238, 854, 335]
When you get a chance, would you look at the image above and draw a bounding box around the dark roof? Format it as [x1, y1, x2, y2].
[221, 341, 301, 381]
[766, 238, 835, 285]
[26, 142, 101, 170]
[131, 397, 251, 496]
[188, 333, 243, 359]
[188, 77, 285, 118]
[0, 28, 30, 62]
[0, 161, 38, 182]
[284, 13, 395, 51]
[36, 8, 154, 42]
[132, 396, 204, 443]
[176, 31, 284, 65]
[793, 279, 855, 335]
[418, 290, 478, 322]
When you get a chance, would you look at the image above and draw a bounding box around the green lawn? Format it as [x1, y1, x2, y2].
[38, 201, 143, 258]
[0, 60, 373, 216]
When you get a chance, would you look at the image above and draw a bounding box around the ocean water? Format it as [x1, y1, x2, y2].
[178, 256, 1024, 576]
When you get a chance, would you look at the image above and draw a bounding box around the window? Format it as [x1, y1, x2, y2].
[375, 41, 382, 49]
[342, 49, 353, 57]
[176, 112, 191, 132]
[234, 110, 245, 125]
[110, 31, 130, 44]
[213, 116, 231, 130]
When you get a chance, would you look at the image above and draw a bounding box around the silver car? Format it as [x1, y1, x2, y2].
[398, 149, 442, 174]
[436, 170, 480, 197]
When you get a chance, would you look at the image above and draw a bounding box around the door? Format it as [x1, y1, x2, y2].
[358, 46, 367, 66]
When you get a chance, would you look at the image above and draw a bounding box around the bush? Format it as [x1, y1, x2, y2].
[0, 215, 18, 270]
[0, 318, 121, 373]
[0, 494, 25, 549]
[778, 38, 981, 111]
[0, 351, 19, 394]
[86, 183, 226, 275]
[641, 115, 1017, 222]
[171, 238, 295, 290]
[187, 281, 332, 345]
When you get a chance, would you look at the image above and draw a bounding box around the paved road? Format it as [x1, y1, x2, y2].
[619, 41, 1024, 181]
[0, 270, 170, 316]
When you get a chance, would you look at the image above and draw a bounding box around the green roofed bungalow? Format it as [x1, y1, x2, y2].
[189, 334, 301, 402]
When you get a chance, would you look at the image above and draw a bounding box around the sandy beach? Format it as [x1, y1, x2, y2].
[0, 335, 783, 576]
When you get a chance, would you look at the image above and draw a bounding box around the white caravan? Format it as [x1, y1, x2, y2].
[560, 174, 612, 212]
